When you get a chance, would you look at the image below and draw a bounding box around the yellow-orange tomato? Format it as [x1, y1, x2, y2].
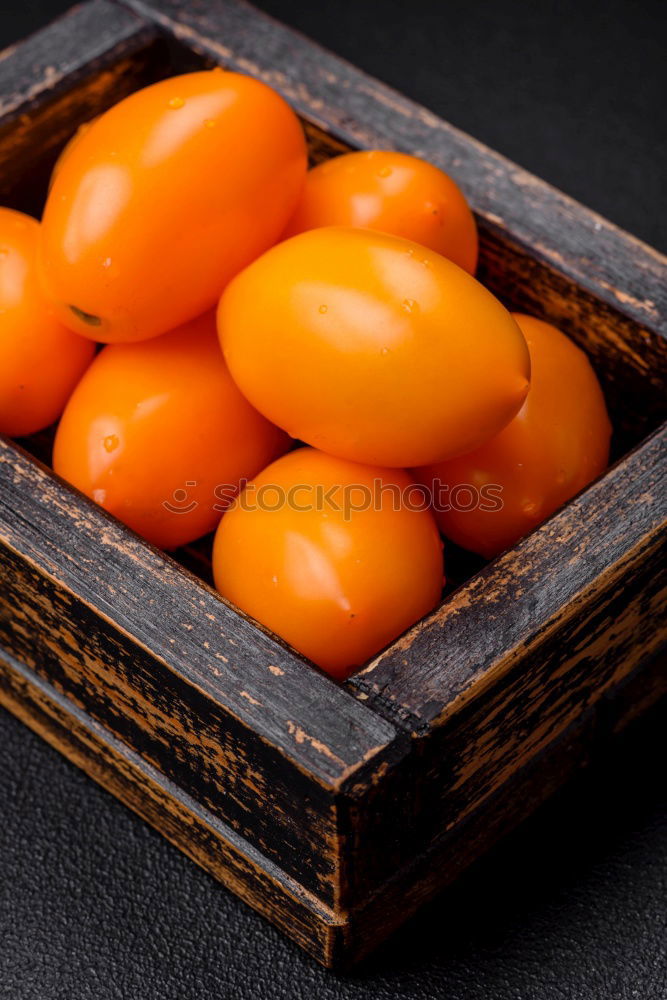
[40, 70, 307, 343]
[212, 448, 444, 679]
[48, 117, 98, 193]
[418, 314, 612, 558]
[284, 150, 478, 274]
[219, 227, 530, 468]
[0, 208, 94, 437]
[53, 312, 289, 549]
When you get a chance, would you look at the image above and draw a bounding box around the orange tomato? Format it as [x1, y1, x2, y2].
[284, 150, 478, 273]
[418, 314, 612, 558]
[48, 117, 98, 192]
[0, 208, 94, 437]
[53, 312, 289, 549]
[39, 70, 307, 343]
[212, 448, 444, 679]
[219, 226, 530, 468]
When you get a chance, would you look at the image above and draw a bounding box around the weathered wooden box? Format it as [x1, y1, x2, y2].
[0, 0, 665, 969]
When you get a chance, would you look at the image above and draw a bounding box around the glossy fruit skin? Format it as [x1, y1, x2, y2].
[212, 448, 444, 680]
[40, 70, 307, 343]
[284, 150, 478, 274]
[0, 208, 94, 437]
[53, 312, 290, 549]
[219, 226, 530, 468]
[48, 117, 98, 193]
[418, 314, 612, 559]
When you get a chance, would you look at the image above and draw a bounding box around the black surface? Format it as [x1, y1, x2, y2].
[0, 1, 666, 997]
[257, 0, 667, 255]
[1, 703, 666, 999]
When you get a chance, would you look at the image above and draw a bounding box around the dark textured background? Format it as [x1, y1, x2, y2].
[1, 1, 666, 998]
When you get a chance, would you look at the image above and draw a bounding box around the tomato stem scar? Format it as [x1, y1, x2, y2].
[70, 305, 101, 326]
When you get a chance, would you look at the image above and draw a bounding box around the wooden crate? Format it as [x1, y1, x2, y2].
[0, 0, 665, 969]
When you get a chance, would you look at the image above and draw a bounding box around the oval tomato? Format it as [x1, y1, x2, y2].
[418, 314, 612, 558]
[40, 70, 307, 343]
[218, 226, 530, 468]
[48, 117, 98, 193]
[284, 150, 478, 273]
[0, 207, 94, 437]
[53, 312, 289, 549]
[212, 448, 444, 679]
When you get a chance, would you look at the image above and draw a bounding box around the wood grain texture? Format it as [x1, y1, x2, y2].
[0, 1, 148, 116]
[477, 227, 667, 454]
[1, 638, 663, 969]
[0, 439, 401, 907]
[339, 429, 667, 897]
[0, 649, 344, 966]
[351, 427, 666, 727]
[339, 651, 667, 967]
[0, 1, 167, 216]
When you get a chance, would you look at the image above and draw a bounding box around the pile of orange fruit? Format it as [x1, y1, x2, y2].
[0, 69, 611, 679]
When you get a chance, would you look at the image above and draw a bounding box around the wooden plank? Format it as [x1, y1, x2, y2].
[0, 439, 400, 905]
[351, 426, 666, 727]
[340, 652, 667, 966]
[477, 227, 667, 454]
[0, 649, 343, 966]
[0, 1, 167, 215]
[338, 428, 667, 897]
[2, 630, 662, 969]
[0, 1, 149, 117]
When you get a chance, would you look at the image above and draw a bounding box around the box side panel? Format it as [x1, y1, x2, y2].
[352, 428, 666, 724]
[0, 440, 399, 906]
[341, 431, 666, 897]
[339, 652, 666, 966]
[0, 649, 342, 967]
